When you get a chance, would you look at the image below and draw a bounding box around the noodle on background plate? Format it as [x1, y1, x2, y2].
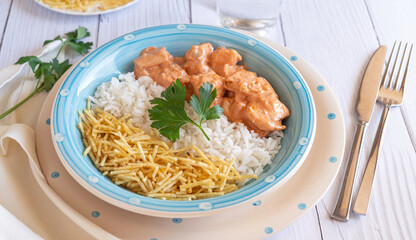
[39, 0, 133, 12]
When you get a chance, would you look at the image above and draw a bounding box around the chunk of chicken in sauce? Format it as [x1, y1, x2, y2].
[209, 47, 245, 77]
[134, 44, 290, 137]
[134, 47, 189, 88]
[183, 43, 214, 75]
[189, 70, 225, 106]
[222, 70, 290, 137]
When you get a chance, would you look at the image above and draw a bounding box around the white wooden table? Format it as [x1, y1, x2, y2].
[1, 0, 415, 239]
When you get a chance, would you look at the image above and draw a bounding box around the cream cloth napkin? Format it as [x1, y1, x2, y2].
[0, 42, 118, 239]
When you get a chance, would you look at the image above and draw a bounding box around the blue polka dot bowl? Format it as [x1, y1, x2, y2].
[51, 24, 316, 218]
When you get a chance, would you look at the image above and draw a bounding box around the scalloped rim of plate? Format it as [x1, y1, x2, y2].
[34, 0, 139, 16]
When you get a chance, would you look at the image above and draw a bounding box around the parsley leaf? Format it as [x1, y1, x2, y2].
[43, 70, 58, 92]
[15, 56, 43, 73]
[190, 82, 223, 124]
[15, 56, 39, 65]
[149, 79, 192, 142]
[67, 39, 93, 55]
[64, 27, 92, 55]
[51, 58, 72, 77]
[66, 26, 90, 40]
[148, 79, 223, 142]
[43, 27, 93, 58]
[43, 35, 63, 46]
[0, 27, 92, 119]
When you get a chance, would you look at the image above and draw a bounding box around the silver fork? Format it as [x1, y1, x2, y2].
[353, 41, 413, 215]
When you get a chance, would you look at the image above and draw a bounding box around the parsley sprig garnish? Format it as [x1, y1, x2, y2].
[148, 79, 223, 142]
[0, 27, 93, 119]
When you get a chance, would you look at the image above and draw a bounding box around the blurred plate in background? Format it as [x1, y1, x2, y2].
[34, 0, 140, 16]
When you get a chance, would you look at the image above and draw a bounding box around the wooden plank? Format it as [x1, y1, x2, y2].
[281, 0, 416, 239]
[97, 0, 190, 47]
[365, 0, 416, 151]
[0, 0, 12, 47]
[190, 0, 218, 25]
[0, 0, 99, 68]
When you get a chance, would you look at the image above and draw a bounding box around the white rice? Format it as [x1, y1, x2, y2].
[90, 72, 283, 176]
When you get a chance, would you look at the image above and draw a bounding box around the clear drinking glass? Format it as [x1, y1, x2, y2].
[217, 0, 283, 32]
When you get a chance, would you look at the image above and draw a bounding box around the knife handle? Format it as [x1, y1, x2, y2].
[353, 105, 390, 215]
[332, 122, 366, 221]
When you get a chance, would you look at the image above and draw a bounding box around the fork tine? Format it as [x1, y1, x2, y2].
[399, 43, 413, 93]
[387, 41, 402, 89]
[381, 41, 397, 88]
[393, 42, 409, 90]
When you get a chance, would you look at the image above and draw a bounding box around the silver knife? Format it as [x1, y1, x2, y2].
[331, 45, 387, 221]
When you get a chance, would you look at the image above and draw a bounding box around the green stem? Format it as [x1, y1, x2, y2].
[55, 43, 65, 59]
[0, 88, 43, 119]
[190, 121, 210, 141]
[34, 72, 43, 89]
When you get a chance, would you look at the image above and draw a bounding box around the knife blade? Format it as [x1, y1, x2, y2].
[331, 45, 387, 221]
[356, 46, 387, 122]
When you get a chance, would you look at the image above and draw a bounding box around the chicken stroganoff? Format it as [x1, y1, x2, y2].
[79, 43, 290, 200]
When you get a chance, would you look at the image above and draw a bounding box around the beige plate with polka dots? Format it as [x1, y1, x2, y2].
[36, 36, 345, 239]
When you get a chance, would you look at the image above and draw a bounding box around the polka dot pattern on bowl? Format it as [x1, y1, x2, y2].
[88, 176, 99, 183]
[124, 34, 134, 40]
[293, 81, 302, 89]
[54, 133, 64, 142]
[129, 198, 141, 205]
[59, 89, 69, 96]
[248, 39, 258, 46]
[253, 200, 262, 206]
[199, 202, 212, 210]
[51, 24, 316, 216]
[298, 137, 309, 145]
[264, 175, 276, 183]
[177, 24, 186, 30]
[79, 61, 89, 68]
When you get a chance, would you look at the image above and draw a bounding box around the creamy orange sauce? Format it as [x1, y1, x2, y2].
[134, 43, 290, 137]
